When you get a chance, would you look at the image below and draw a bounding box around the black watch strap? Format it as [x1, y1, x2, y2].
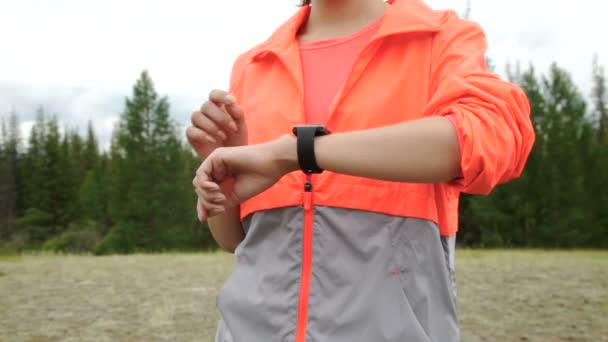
[292, 125, 329, 174]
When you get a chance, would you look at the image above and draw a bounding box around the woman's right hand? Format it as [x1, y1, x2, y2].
[187, 89, 247, 160]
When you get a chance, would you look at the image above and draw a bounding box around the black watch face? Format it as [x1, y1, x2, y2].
[293, 125, 329, 136]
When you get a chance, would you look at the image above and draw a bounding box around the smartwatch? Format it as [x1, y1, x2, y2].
[292, 125, 330, 174]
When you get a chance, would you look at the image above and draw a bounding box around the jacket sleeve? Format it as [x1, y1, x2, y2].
[424, 11, 535, 195]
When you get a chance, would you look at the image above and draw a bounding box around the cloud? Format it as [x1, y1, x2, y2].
[1, 0, 607, 149]
[0, 82, 124, 148]
[0, 80, 209, 150]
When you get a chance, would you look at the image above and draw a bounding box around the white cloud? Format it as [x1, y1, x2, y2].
[1, 0, 606, 147]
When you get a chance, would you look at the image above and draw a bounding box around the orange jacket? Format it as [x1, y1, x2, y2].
[229, 0, 535, 236]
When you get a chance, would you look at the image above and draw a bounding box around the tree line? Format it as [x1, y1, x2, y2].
[0, 60, 607, 253]
[0, 72, 212, 254]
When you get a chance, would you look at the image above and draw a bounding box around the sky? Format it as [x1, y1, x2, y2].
[0, 0, 606, 148]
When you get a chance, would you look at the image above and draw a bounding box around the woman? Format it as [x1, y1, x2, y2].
[187, 0, 535, 341]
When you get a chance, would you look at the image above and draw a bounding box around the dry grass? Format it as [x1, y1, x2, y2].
[0, 250, 606, 342]
[456, 250, 607, 342]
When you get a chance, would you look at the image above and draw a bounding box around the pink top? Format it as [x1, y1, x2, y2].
[298, 19, 381, 124]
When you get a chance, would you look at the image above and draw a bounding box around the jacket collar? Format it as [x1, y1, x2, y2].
[249, 0, 442, 60]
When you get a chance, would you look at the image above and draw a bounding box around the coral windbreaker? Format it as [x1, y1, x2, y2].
[215, 1, 535, 341]
[229, 0, 535, 237]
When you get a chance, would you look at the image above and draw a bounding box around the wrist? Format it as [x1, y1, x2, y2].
[271, 134, 299, 175]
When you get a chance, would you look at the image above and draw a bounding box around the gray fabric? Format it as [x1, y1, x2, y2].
[215, 206, 459, 342]
[441, 235, 458, 300]
[216, 207, 303, 342]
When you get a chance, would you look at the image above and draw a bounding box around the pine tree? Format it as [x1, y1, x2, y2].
[101, 71, 191, 253]
[0, 110, 21, 240]
[0, 117, 8, 240]
[592, 54, 607, 142]
[83, 121, 99, 172]
[1, 117, 6, 146]
[97, 152, 112, 231]
[22, 108, 48, 212]
[537, 64, 589, 246]
[43, 116, 66, 231]
[69, 129, 85, 180]
[17, 109, 56, 243]
[7, 111, 22, 217]
[78, 169, 104, 222]
[589, 55, 608, 246]
[76, 121, 104, 225]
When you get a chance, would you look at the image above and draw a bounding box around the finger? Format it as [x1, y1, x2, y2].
[204, 192, 226, 205]
[197, 198, 206, 222]
[209, 89, 236, 106]
[195, 180, 225, 204]
[225, 103, 245, 122]
[200, 180, 221, 191]
[194, 187, 219, 205]
[186, 126, 218, 151]
[197, 191, 226, 214]
[189, 113, 219, 144]
[201, 101, 238, 134]
[204, 198, 226, 217]
[209, 191, 227, 204]
[194, 182, 226, 204]
[196, 198, 226, 220]
[191, 112, 228, 141]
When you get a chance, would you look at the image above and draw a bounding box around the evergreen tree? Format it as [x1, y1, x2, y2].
[589, 55, 608, 246]
[1, 117, 5, 146]
[535, 64, 590, 246]
[83, 121, 99, 172]
[17, 109, 54, 243]
[57, 129, 77, 226]
[100, 71, 194, 253]
[97, 152, 112, 232]
[24, 109, 42, 213]
[0, 117, 8, 240]
[0, 112, 20, 240]
[69, 129, 85, 179]
[78, 169, 104, 222]
[42, 116, 66, 231]
[7, 111, 23, 217]
[592, 54, 608, 142]
[22, 108, 48, 213]
[76, 121, 104, 225]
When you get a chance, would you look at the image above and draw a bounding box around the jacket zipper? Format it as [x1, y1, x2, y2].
[295, 174, 314, 342]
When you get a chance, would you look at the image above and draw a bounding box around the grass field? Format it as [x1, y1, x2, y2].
[0, 250, 606, 342]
